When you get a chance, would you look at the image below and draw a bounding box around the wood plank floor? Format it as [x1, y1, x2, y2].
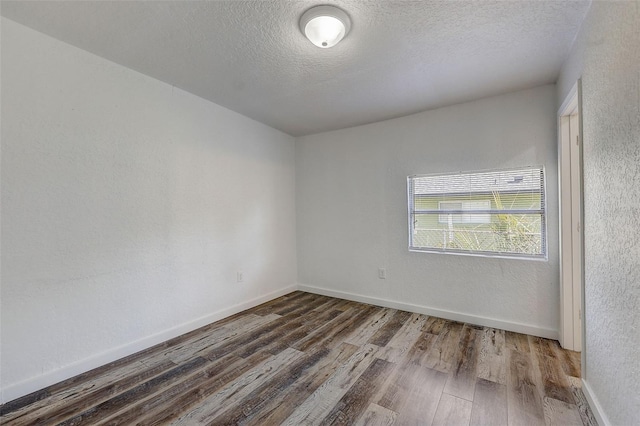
[0, 291, 598, 426]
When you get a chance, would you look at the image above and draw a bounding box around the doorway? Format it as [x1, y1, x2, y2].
[558, 81, 584, 354]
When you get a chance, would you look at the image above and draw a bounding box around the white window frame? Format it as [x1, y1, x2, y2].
[407, 166, 547, 260]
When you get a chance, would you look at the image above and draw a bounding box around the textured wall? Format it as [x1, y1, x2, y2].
[296, 85, 560, 336]
[558, 2, 640, 424]
[1, 18, 297, 402]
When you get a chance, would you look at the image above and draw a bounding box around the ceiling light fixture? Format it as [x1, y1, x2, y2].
[300, 5, 351, 48]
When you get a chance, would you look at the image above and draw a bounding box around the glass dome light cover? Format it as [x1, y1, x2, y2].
[300, 5, 351, 48]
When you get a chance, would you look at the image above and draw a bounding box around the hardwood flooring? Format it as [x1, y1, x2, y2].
[0, 291, 597, 426]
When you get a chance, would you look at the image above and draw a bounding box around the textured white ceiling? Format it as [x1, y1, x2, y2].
[1, 1, 590, 136]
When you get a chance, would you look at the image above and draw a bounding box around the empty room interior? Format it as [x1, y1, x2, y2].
[1, 1, 638, 425]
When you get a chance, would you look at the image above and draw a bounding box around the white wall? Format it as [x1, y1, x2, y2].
[297, 85, 559, 338]
[557, 2, 640, 425]
[0, 18, 297, 403]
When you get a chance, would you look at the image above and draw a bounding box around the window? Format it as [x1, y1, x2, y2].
[407, 166, 547, 259]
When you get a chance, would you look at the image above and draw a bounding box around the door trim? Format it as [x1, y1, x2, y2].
[557, 81, 585, 359]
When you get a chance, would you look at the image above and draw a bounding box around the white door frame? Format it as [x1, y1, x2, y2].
[558, 81, 584, 354]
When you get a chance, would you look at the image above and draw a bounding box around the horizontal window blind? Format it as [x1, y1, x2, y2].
[407, 166, 547, 259]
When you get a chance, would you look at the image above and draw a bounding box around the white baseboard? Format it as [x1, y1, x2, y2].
[2, 283, 560, 405]
[0, 285, 297, 405]
[581, 379, 611, 426]
[298, 284, 559, 340]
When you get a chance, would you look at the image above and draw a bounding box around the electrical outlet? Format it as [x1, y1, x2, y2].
[378, 268, 386, 279]
[237, 272, 244, 283]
